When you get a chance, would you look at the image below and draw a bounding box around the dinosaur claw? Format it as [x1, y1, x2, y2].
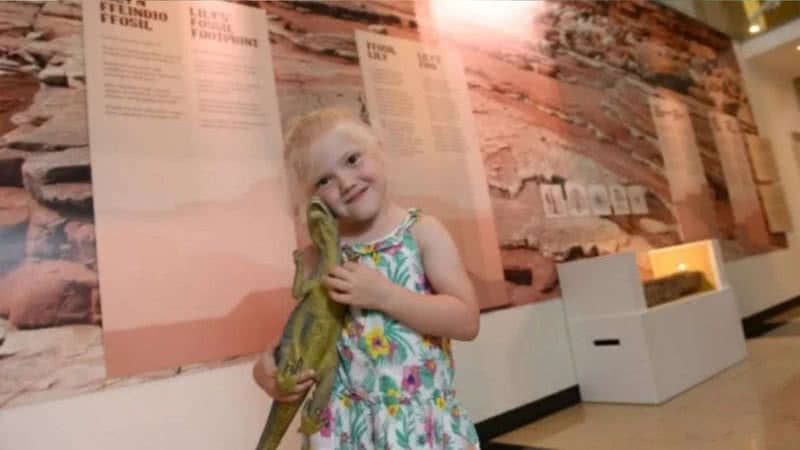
[299, 411, 324, 435]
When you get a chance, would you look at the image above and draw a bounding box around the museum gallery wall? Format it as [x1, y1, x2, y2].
[0, 0, 789, 409]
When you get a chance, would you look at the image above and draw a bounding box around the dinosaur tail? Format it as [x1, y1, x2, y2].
[256, 398, 304, 450]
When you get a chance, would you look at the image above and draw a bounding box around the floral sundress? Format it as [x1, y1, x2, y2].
[304, 208, 481, 450]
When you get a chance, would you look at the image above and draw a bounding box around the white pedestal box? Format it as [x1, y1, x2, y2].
[557, 240, 747, 404]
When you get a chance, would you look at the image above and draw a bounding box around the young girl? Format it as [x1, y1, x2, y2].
[253, 108, 481, 449]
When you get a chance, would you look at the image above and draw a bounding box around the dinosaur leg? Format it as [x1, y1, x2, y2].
[274, 338, 305, 394]
[276, 307, 316, 394]
[298, 344, 339, 435]
[298, 365, 337, 435]
[275, 355, 304, 394]
[297, 280, 317, 302]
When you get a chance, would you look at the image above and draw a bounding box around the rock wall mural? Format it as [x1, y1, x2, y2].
[250, 0, 786, 305]
[0, 0, 106, 408]
[419, 0, 787, 306]
[0, 0, 785, 409]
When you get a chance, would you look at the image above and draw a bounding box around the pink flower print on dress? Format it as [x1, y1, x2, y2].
[320, 406, 333, 438]
[425, 412, 435, 446]
[383, 241, 402, 256]
[355, 387, 369, 400]
[413, 272, 429, 292]
[341, 346, 354, 361]
[401, 366, 421, 395]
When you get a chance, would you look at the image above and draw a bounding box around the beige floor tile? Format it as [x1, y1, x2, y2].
[495, 327, 800, 450]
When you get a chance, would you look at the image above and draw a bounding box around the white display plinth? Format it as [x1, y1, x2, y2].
[557, 240, 747, 404]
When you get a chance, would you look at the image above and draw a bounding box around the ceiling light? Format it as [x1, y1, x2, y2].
[749, 24, 761, 34]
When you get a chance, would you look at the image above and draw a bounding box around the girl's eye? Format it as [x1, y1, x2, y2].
[316, 177, 331, 189]
[346, 153, 361, 166]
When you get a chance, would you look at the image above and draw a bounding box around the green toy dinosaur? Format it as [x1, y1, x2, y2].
[256, 197, 347, 450]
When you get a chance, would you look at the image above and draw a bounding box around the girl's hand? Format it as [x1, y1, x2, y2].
[252, 340, 316, 403]
[322, 261, 395, 309]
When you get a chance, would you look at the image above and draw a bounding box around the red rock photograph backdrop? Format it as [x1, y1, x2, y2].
[259, 0, 786, 307]
[0, 0, 785, 409]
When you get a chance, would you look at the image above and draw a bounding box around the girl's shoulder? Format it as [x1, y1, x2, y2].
[408, 211, 452, 252]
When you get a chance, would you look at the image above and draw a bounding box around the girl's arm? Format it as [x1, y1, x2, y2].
[323, 215, 480, 341]
[384, 214, 480, 340]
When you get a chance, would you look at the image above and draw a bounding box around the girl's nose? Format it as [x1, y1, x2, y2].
[337, 173, 357, 195]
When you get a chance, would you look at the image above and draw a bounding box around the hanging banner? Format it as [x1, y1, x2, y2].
[354, 30, 507, 310]
[84, 0, 295, 377]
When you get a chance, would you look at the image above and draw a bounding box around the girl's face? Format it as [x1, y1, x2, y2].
[304, 125, 387, 225]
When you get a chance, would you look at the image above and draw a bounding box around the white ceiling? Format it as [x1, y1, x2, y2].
[737, 16, 800, 79]
[750, 37, 800, 79]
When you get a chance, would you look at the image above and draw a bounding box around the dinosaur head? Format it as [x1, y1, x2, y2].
[307, 197, 339, 256]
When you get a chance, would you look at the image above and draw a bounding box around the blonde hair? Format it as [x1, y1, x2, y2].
[282, 107, 381, 217]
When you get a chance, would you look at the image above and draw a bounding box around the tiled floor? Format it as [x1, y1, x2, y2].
[489, 306, 800, 450]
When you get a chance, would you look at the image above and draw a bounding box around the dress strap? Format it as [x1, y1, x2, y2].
[340, 208, 421, 262]
[396, 208, 420, 236]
